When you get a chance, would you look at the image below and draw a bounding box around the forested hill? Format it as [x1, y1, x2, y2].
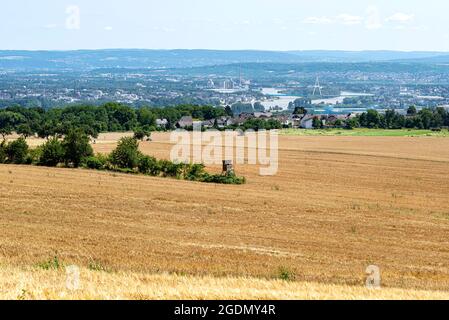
[0, 49, 446, 71]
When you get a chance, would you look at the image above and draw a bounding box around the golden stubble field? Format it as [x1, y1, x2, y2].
[1, 132, 449, 299]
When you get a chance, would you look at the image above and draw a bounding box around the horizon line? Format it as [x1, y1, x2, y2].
[0, 48, 448, 53]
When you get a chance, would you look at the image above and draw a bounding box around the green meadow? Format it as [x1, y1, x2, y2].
[280, 128, 449, 137]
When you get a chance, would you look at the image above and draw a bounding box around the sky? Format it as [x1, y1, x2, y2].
[1, 0, 448, 51]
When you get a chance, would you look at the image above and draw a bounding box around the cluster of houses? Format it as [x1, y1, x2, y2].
[169, 115, 238, 129]
[155, 112, 355, 130]
[284, 113, 355, 129]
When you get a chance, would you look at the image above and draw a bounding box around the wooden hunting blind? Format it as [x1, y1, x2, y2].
[222, 160, 234, 174]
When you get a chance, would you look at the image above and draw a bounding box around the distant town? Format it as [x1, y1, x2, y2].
[2, 50, 449, 120]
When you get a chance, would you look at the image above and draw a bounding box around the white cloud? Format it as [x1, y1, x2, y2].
[104, 26, 113, 31]
[302, 8, 414, 31]
[337, 14, 363, 25]
[302, 16, 333, 25]
[386, 13, 415, 23]
[44, 24, 58, 29]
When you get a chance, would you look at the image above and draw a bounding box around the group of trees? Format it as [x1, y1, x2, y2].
[5, 101, 448, 138]
[0, 132, 245, 185]
[230, 102, 265, 115]
[233, 118, 283, 131]
[0, 129, 93, 167]
[308, 106, 449, 130]
[0, 102, 284, 139]
[102, 137, 245, 184]
[0, 103, 228, 139]
[350, 107, 449, 130]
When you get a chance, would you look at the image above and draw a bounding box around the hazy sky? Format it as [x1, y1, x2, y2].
[1, 0, 448, 51]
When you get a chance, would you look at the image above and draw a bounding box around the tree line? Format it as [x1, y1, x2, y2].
[0, 103, 228, 139]
[0, 103, 285, 138]
[313, 106, 449, 130]
[361, 107, 449, 129]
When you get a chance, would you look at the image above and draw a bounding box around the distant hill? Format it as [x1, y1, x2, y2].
[146, 61, 449, 79]
[287, 50, 446, 62]
[392, 54, 449, 64]
[0, 49, 447, 71]
[0, 49, 302, 70]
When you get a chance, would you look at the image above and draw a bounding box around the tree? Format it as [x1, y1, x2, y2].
[407, 105, 417, 116]
[293, 107, 307, 115]
[418, 108, 434, 129]
[0, 111, 24, 140]
[231, 102, 254, 115]
[40, 138, 65, 167]
[37, 120, 58, 139]
[345, 117, 359, 130]
[224, 105, 233, 117]
[384, 109, 405, 129]
[133, 127, 152, 141]
[103, 102, 138, 131]
[334, 119, 343, 127]
[16, 123, 34, 139]
[110, 137, 141, 169]
[0, 125, 12, 141]
[291, 98, 312, 109]
[266, 119, 283, 130]
[5, 137, 29, 164]
[137, 107, 157, 127]
[359, 109, 381, 128]
[312, 117, 323, 129]
[62, 129, 93, 168]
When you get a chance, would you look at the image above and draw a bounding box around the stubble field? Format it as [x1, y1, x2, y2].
[1, 132, 449, 299]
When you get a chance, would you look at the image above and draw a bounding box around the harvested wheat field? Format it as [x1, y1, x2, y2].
[1, 132, 449, 299]
[1, 265, 448, 300]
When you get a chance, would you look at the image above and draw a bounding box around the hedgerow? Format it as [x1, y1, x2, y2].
[1, 136, 246, 185]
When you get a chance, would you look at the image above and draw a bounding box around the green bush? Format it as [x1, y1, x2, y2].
[277, 266, 296, 281]
[36, 256, 62, 270]
[39, 138, 64, 167]
[138, 155, 158, 174]
[25, 147, 42, 165]
[185, 163, 206, 181]
[62, 130, 93, 168]
[110, 137, 141, 169]
[82, 154, 107, 170]
[201, 172, 246, 185]
[6, 137, 29, 164]
[148, 159, 162, 176]
[159, 160, 183, 178]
